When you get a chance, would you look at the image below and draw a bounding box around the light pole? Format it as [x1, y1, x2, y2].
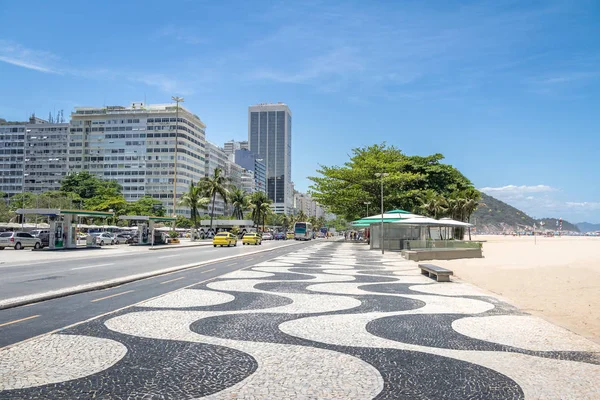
[374, 173, 389, 254]
[364, 201, 371, 217]
[171, 96, 184, 218]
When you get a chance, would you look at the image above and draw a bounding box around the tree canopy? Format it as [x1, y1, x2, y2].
[308, 143, 479, 221]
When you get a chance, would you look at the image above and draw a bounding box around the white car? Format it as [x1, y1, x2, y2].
[262, 232, 273, 240]
[91, 232, 116, 245]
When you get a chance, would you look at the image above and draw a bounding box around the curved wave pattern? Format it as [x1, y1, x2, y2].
[3, 242, 599, 399]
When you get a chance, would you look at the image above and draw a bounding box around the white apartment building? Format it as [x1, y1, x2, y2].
[0, 116, 69, 197]
[0, 123, 26, 197]
[248, 103, 293, 214]
[223, 140, 248, 156]
[294, 192, 325, 218]
[69, 102, 206, 216]
[204, 141, 229, 216]
[240, 169, 255, 194]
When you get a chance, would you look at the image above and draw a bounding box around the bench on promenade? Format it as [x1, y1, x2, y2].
[419, 263, 453, 282]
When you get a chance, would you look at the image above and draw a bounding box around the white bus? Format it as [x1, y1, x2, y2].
[294, 222, 313, 240]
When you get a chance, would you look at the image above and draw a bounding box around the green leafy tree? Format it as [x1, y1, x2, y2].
[175, 215, 192, 228]
[60, 171, 121, 199]
[199, 168, 229, 231]
[229, 186, 249, 220]
[179, 182, 210, 230]
[309, 143, 476, 221]
[248, 191, 272, 231]
[127, 196, 167, 217]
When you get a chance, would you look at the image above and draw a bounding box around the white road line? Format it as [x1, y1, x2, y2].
[158, 255, 179, 259]
[71, 263, 115, 271]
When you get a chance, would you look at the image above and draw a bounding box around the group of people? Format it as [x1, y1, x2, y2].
[345, 231, 362, 241]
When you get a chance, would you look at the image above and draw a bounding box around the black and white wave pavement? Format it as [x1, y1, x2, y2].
[2, 242, 600, 399]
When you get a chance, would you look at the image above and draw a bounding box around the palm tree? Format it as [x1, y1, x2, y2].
[199, 168, 230, 231]
[179, 182, 210, 233]
[229, 186, 249, 220]
[297, 210, 308, 222]
[248, 191, 272, 231]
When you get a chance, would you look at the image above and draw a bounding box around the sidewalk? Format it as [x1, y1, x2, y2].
[1, 242, 599, 398]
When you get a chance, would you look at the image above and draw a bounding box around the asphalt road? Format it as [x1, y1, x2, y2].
[0, 239, 317, 348]
[0, 240, 302, 301]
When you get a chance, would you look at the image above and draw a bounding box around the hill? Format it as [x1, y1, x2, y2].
[576, 222, 600, 233]
[472, 193, 536, 233]
[472, 193, 581, 233]
[537, 218, 579, 233]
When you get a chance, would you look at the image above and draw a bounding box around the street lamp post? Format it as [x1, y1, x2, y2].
[171, 96, 184, 218]
[364, 201, 371, 217]
[374, 173, 389, 254]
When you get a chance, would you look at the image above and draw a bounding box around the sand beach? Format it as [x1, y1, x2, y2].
[435, 235, 600, 343]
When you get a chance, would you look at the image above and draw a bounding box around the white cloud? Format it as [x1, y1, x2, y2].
[155, 25, 207, 45]
[566, 202, 600, 210]
[131, 74, 194, 96]
[0, 40, 60, 74]
[479, 184, 556, 195]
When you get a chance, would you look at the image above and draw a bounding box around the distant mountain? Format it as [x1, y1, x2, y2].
[537, 218, 579, 233]
[576, 222, 600, 233]
[472, 193, 580, 233]
[472, 193, 536, 233]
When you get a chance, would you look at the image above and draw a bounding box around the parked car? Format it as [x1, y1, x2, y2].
[38, 232, 50, 248]
[212, 232, 238, 247]
[274, 232, 286, 240]
[262, 232, 273, 240]
[0, 231, 42, 250]
[91, 232, 116, 246]
[29, 229, 49, 238]
[286, 232, 295, 240]
[242, 232, 262, 246]
[116, 232, 132, 244]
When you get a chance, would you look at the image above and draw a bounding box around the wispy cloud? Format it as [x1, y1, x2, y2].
[0, 40, 60, 73]
[566, 202, 600, 210]
[132, 74, 195, 96]
[155, 25, 207, 45]
[480, 184, 556, 195]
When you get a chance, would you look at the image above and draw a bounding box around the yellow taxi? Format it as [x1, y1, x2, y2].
[242, 232, 262, 246]
[212, 232, 238, 247]
[286, 232, 295, 240]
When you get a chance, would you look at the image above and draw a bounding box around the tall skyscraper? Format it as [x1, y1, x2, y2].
[248, 103, 292, 214]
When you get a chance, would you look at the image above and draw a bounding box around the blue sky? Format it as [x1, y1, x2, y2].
[1, 0, 599, 223]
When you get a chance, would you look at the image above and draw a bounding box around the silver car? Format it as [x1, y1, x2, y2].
[0, 231, 42, 250]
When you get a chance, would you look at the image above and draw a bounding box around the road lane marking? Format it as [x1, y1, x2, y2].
[160, 276, 185, 284]
[158, 255, 179, 259]
[90, 290, 135, 303]
[0, 240, 314, 350]
[71, 263, 115, 271]
[0, 315, 40, 328]
[226, 262, 238, 266]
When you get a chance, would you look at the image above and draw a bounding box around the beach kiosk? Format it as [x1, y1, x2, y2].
[15, 209, 114, 249]
[118, 215, 177, 245]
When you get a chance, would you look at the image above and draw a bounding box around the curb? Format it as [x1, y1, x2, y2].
[0, 241, 306, 311]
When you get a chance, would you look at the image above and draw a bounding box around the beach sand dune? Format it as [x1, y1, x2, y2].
[434, 235, 600, 344]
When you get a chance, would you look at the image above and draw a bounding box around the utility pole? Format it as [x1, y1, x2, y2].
[374, 173, 389, 254]
[364, 201, 371, 217]
[171, 96, 184, 218]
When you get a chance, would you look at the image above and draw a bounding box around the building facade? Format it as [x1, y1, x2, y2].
[68, 102, 206, 216]
[248, 103, 292, 214]
[223, 140, 248, 156]
[0, 116, 69, 197]
[204, 141, 230, 216]
[294, 192, 325, 218]
[234, 148, 266, 194]
[24, 121, 70, 194]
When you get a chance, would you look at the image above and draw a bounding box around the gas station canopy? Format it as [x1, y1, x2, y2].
[118, 215, 176, 222]
[15, 208, 115, 217]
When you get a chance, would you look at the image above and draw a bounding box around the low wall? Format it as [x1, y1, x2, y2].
[401, 248, 483, 261]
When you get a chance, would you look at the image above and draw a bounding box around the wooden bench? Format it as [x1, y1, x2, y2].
[419, 264, 453, 282]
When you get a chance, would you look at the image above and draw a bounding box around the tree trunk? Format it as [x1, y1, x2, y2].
[210, 193, 216, 230]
